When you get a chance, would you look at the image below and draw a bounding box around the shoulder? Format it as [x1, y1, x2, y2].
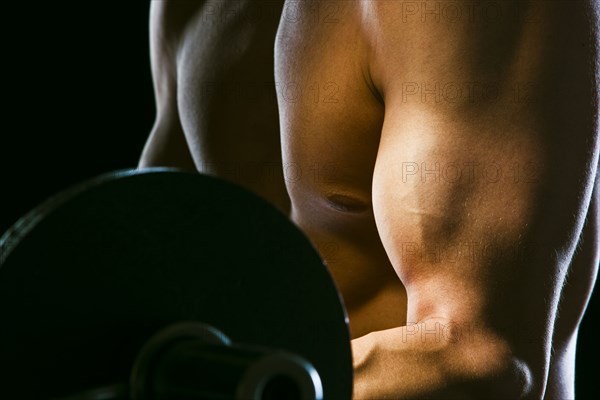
[361, 0, 599, 107]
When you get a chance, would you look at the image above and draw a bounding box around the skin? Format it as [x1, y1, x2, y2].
[139, 0, 290, 214]
[140, 1, 600, 398]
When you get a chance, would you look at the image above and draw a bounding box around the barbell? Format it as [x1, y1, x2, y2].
[0, 169, 352, 399]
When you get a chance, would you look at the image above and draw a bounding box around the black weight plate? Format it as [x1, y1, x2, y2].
[0, 169, 352, 399]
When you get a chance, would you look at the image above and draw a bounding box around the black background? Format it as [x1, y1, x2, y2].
[1, 1, 597, 397]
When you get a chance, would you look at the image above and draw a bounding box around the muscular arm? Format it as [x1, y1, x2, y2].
[353, 1, 599, 398]
[139, 0, 196, 171]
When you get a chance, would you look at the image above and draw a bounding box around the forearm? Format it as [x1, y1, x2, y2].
[351, 319, 531, 399]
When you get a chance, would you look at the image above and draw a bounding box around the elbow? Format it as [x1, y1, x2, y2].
[446, 339, 536, 399]
[470, 353, 535, 400]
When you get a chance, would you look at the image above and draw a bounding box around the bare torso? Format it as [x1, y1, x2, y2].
[140, 1, 600, 398]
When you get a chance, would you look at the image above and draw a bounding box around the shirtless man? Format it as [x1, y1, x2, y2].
[139, 1, 599, 398]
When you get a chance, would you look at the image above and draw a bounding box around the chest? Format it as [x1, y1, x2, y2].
[275, 1, 385, 208]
